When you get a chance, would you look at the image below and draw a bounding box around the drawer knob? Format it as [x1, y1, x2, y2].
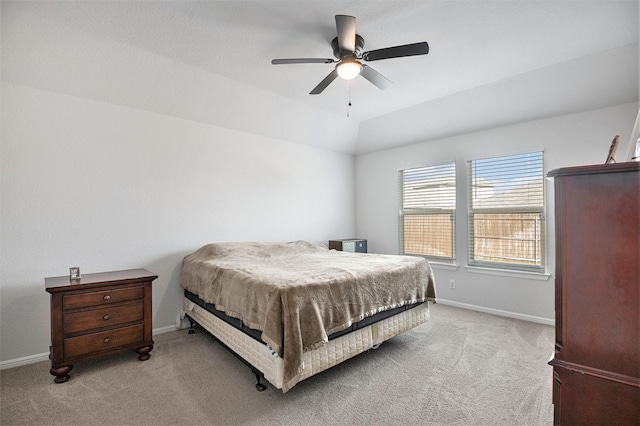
[103, 295, 111, 301]
[103, 315, 110, 321]
[104, 338, 110, 344]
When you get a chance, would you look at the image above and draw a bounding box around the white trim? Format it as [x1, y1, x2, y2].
[436, 298, 555, 326]
[0, 325, 180, 371]
[623, 108, 639, 161]
[465, 265, 551, 281]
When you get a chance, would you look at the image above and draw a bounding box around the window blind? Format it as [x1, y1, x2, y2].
[467, 151, 545, 271]
[399, 162, 456, 261]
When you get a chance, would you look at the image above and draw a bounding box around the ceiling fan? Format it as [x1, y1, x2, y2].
[271, 15, 430, 95]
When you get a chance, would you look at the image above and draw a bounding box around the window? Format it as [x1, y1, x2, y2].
[399, 162, 456, 262]
[468, 151, 545, 272]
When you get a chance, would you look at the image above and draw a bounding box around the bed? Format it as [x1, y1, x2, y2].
[180, 240, 436, 392]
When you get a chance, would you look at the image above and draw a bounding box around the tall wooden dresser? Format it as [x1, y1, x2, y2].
[547, 162, 639, 424]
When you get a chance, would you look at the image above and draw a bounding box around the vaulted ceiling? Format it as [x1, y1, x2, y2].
[3, 1, 638, 155]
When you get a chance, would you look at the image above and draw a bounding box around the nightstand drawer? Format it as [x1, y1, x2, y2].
[63, 302, 144, 334]
[64, 324, 144, 359]
[63, 286, 143, 310]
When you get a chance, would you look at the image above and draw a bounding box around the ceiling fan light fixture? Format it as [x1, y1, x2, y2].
[336, 59, 363, 80]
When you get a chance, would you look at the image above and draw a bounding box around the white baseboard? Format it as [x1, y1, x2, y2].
[0, 325, 181, 371]
[0, 352, 51, 370]
[154, 324, 180, 335]
[436, 298, 555, 326]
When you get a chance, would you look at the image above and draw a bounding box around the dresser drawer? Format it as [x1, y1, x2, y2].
[63, 286, 143, 310]
[64, 324, 144, 359]
[63, 302, 144, 334]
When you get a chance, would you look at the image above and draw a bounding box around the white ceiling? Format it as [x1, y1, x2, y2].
[6, 0, 639, 155]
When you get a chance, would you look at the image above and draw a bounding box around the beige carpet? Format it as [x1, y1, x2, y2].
[1, 303, 554, 425]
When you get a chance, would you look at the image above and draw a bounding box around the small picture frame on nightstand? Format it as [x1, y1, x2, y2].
[69, 267, 81, 280]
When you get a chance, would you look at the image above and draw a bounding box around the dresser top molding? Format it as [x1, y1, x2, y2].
[45, 268, 157, 293]
[548, 161, 640, 178]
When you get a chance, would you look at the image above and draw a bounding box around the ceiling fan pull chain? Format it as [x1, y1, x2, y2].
[347, 81, 352, 117]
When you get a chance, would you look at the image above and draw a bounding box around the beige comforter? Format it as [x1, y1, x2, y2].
[180, 240, 436, 391]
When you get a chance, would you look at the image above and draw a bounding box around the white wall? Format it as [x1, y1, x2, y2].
[355, 103, 639, 323]
[0, 82, 355, 364]
[0, 2, 357, 366]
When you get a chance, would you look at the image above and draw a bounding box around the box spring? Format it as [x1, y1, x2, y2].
[182, 291, 429, 390]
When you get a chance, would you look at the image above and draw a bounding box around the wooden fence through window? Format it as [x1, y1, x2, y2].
[403, 212, 542, 266]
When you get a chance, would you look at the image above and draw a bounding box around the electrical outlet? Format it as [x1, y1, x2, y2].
[449, 279, 455, 289]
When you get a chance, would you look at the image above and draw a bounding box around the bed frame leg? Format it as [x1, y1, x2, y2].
[188, 318, 196, 334]
[254, 371, 267, 391]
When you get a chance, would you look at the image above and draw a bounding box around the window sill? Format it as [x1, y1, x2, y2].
[465, 265, 551, 281]
[428, 262, 459, 271]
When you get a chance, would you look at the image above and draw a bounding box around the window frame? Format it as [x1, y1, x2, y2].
[398, 161, 456, 263]
[467, 151, 546, 273]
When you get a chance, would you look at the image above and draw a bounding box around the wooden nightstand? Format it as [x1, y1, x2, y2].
[329, 239, 367, 253]
[45, 268, 157, 383]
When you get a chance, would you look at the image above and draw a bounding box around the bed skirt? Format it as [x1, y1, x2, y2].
[182, 296, 430, 390]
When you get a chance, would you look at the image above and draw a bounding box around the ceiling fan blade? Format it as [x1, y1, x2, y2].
[360, 65, 393, 90]
[272, 58, 335, 65]
[362, 42, 429, 61]
[335, 15, 356, 52]
[310, 69, 339, 95]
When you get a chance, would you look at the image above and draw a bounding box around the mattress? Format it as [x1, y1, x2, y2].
[182, 295, 430, 390]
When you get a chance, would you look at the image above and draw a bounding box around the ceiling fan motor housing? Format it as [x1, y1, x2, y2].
[332, 35, 365, 60]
